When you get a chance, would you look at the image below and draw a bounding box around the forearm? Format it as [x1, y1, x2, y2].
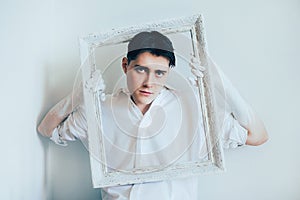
[228, 100, 268, 146]
[211, 58, 268, 146]
[37, 94, 75, 137]
[190, 56, 269, 147]
[244, 115, 268, 146]
[228, 96, 268, 146]
[38, 72, 105, 139]
[38, 113, 63, 137]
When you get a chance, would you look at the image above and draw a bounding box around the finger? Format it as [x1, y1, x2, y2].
[191, 56, 199, 64]
[189, 59, 201, 67]
[197, 65, 206, 71]
[95, 82, 106, 92]
[189, 62, 206, 72]
[191, 68, 204, 78]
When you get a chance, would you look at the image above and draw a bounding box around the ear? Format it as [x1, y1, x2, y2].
[122, 57, 128, 74]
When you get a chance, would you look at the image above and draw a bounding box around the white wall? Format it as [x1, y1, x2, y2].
[1, 0, 299, 199]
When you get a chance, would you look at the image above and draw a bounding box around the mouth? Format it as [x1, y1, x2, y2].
[139, 90, 153, 96]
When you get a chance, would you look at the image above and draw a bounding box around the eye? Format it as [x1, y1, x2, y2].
[134, 66, 147, 74]
[155, 70, 166, 78]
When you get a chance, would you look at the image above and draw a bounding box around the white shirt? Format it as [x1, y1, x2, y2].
[100, 87, 207, 171]
[52, 85, 247, 200]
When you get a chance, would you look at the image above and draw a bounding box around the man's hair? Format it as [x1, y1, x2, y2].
[127, 31, 176, 67]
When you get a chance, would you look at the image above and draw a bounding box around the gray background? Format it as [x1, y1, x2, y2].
[1, 0, 299, 199]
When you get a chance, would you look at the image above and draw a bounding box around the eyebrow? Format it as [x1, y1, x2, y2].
[155, 69, 167, 73]
[134, 65, 167, 73]
[134, 64, 148, 69]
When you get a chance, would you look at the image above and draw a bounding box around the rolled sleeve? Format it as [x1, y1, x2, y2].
[222, 113, 248, 149]
[51, 105, 88, 146]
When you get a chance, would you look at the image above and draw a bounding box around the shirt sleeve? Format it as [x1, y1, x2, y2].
[214, 68, 250, 149]
[50, 104, 88, 146]
[186, 57, 252, 148]
[221, 113, 248, 149]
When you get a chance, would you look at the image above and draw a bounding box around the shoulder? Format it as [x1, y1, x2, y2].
[161, 86, 177, 96]
[152, 87, 179, 107]
[100, 88, 130, 110]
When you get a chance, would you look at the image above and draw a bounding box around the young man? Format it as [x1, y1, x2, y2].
[38, 31, 268, 199]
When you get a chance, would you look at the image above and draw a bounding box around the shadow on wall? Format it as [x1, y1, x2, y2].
[47, 141, 102, 200]
[36, 64, 102, 200]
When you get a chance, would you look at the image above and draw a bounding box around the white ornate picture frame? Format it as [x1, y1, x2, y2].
[79, 14, 225, 188]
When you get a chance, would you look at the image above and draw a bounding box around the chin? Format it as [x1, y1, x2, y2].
[138, 98, 155, 105]
[134, 95, 156, 105]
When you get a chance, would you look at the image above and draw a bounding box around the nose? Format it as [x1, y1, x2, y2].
[143, 72, 155, 88]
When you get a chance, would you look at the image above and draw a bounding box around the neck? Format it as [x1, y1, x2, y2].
[138, 104, 151, 115]
[130, 96, 151, 115]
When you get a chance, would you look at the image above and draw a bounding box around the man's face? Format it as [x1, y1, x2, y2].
[122, 52, 170, 111]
